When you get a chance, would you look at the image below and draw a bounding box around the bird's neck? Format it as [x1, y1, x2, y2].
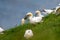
[37, 13, 41, 16]
[28, 16, 32, 20]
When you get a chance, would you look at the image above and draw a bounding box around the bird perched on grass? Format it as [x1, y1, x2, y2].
[42, 9, 54, 14]
[35, 10, 44, 17]
[21, 11, 44, 25]
[21, 18, 25, 25]
[24, 29, 33, 40]
[0, 27, 4, 34]
[24, 12, 43, 24]
[21, 14, 29, 25]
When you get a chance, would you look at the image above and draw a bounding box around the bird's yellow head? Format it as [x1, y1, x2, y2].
[35, 10, 41, 16]
[26, 12, 33, 17]
[35, 10, 41, 14]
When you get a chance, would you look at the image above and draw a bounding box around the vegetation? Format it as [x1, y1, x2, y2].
[0, 14, 60, 40]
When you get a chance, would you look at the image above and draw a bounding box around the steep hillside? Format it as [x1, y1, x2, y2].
[0, 14, 60, 40]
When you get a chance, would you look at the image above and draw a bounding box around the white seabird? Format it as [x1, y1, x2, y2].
[54, 6, 60, 12]
[21, 14, 28, 25]
[24, 29, 33, 39]
[21, 18, 25, 25]
[43, 9, 54, 14]
[35, 10, 44, 17]
[0, 27, 4, 34]
[55, 4, 60, 12]
[25, 12, 42, 24]
[53, 4, 60, 15]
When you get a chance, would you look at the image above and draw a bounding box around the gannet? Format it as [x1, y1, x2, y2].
[43, 9, 54, 14]
[35, 10, 44, 17]
[24, 29, 33, 39]
[54, 4, 60, 15]
[55, 6, 60, 12]
[21, 14, 29, 25]
[0, 27, 4, 34]
[25, 12, 42, 24]
[21, 18, 25, 25]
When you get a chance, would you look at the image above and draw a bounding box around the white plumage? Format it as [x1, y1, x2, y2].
[26, 12, 42, 24]
[35, 10, 44, 17]
[54, 5, 60, 13]
[24, 29, 33, 39]
[21, 18, 25, 25]
[43, 9, 54, 14]
[0, 27, 4, 34]
[21, 10, 45, 24]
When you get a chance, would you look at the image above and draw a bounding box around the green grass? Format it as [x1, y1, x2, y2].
[0, 14, 60, 40]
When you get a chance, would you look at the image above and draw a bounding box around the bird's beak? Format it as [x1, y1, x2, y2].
[24, 15, 29, 20]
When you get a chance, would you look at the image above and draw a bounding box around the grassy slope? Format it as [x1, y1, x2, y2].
[0, 14, 60, 40]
